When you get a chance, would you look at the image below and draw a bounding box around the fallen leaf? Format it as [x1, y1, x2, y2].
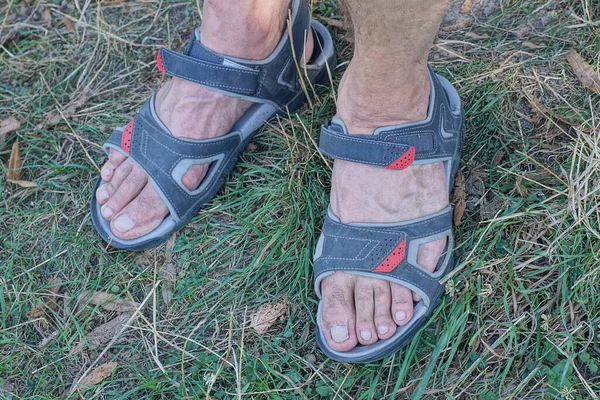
[7, 140, 21, 181]
[566, 49, 600, 94]
[246, 142, 258, 152]
[69, 312, 132, 355]
[515, 177, 529, 197]
[492, 150, 505, 166]
[0, 116, 21, 144]
[79, 362, 118, 388]
[0, 30, 21, 47]
[461, 0, 474, 14]
[43, 89, 90, 126]
[62, 16, 74, 31]
[452, 172, 466, 226]
[515, 25, 530, 39]
[78, 290, 139, 313]
[528, 95, 592, 133]
[250, 298, 288, 334]
[27, 278, 63, 320]
[441, 18, 471, 31]
[42, 8, 51, 22]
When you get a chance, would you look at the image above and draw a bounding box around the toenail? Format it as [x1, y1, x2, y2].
[101, 167, 111, 177]
[395, 311, 407, 322]
[377, 325, 389, 335]
[98, 189, 109, 202]
[330, 325, 349, 343]
[102, 207, 113, 219]
[360, 330, 372, 341]
[114, 214, 135, 232]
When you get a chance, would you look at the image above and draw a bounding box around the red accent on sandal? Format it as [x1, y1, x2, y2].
[385, 146, 416, 170]
[372, 237, 407, 273]
[156, 49, 166, 73]
[121, 118, 134, 153]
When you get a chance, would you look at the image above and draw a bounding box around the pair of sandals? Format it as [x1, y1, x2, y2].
[90, 0, 464, 363]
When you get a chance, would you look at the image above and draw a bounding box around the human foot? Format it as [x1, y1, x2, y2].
[94, 1, 315, 241]
[315, 64, 462, 356]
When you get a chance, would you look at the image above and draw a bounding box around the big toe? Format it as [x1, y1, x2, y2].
[110, 182, 169, 240]
[320, 272, 358, 352]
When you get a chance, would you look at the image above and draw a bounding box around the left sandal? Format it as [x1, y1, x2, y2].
[313, 66, 464, 363]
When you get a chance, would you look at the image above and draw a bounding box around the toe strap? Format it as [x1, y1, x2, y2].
[313, 207, 454, 307]
[102, 97, 242, 222]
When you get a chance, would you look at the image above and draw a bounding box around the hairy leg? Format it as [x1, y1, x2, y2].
[320, 0, 449, 351]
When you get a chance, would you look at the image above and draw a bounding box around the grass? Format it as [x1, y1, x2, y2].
[1, 0, 600, 398]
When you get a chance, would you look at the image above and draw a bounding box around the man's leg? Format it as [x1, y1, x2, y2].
[320, 0, 449, 350]
[95, 0, 313, 239]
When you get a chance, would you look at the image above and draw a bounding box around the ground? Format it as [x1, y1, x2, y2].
[1, 0, 600, 398]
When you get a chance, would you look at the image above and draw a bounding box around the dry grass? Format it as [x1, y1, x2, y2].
[1, 0, 600, 398]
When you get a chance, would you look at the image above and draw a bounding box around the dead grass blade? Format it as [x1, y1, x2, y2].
[7, 179, 37, 187]
[77, 290, 139, 313]
[566, 49, 600, 94]
[250, 298, 289, 334]
[7, 140, 21, 180]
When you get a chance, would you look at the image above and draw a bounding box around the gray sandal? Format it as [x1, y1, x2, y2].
[91, 0, 336, 250]
[313, 67, 464, 363]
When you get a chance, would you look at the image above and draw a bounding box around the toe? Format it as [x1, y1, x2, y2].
[110, 182, 169, 239]
[100, 149, 127, 181]
[390, 283, 414, 326]
[181, 164, 210, 191]
[372, 281, 396, 340]
[413, 237, 447, 301]
[95, 183, 113, 205]
[101, 164, 147, 221]
[320, 272, 358, 352]
[353, 279, 378, 345]
[96, 159, 133, 209]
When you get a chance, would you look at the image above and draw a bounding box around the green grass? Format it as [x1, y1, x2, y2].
[1, 0, 600, 398]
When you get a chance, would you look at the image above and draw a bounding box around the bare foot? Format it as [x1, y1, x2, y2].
[95, 13, 313, 240]
[319, 63, 449, 351]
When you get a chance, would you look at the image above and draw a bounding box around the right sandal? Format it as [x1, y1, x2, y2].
[313, 66, 464, 363]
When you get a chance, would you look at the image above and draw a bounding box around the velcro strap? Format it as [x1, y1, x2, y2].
[158, 48, 260, 96]
[319, 122, 416, 169]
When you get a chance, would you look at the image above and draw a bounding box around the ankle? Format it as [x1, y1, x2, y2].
[201, 0, 291, 60]
[336, 62, 431, 135]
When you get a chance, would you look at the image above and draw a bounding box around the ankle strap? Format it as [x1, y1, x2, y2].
[318, 67, 463, 170]
[156, 0, 311, 107]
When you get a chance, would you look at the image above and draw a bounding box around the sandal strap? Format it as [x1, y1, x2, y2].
[157, 0, 311, 107]
[318, 67, 463, 170]
[313, 207, 454, 307]
[103, 98, 241, 221]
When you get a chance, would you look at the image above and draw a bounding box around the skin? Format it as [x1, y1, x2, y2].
[96, 0, 449, 352]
